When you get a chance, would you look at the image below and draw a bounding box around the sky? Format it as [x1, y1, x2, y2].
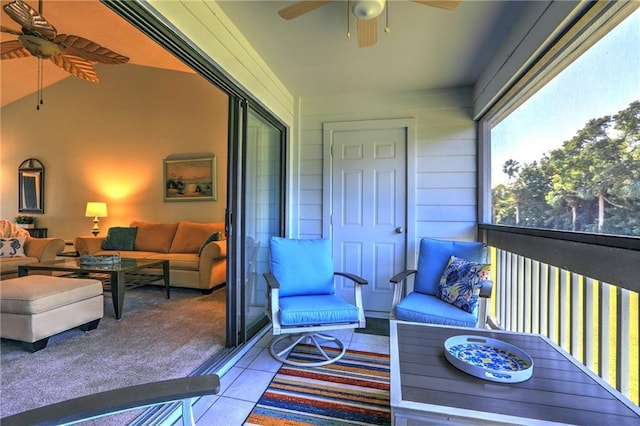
[491, 8, 640, 186]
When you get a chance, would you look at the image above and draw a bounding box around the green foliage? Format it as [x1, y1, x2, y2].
[493, 101, 640, 236]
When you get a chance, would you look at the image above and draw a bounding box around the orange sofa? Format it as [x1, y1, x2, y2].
[74, 221, 226, 292]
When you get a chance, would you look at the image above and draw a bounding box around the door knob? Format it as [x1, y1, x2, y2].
[395, 227, 405, 233]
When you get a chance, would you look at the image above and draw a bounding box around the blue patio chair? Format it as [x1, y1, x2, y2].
[390, 237, 493, 328]
[264, 237, 367, 367]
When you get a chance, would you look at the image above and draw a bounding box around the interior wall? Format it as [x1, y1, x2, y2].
[148, 0, 295, 127]
[0, 64, 229, 240]
[298, 87, 477, 263]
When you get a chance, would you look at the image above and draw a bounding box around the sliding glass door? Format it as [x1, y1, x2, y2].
[241, 107, 284, 337]
[226, 100, 286, 345]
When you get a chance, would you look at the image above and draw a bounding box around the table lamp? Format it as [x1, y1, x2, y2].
[85, 202, 107, 236]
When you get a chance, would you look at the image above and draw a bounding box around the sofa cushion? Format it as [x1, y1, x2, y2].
[147, 253, 199, 271]
[0, 237, 26, 257]
[170, 221, 224, 254]
[130, 221, 179, 253]
[0, 256, 38, 274]
[101, 227, 138, 251]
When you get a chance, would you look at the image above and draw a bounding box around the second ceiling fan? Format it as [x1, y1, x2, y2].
[278, 0, 460, 48]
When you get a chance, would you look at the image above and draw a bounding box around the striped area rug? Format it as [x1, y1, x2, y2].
[245, 345, 391, 425]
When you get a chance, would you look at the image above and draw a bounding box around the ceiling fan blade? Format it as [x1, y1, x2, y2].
[1, 39, 31, 59]
[278, 1, 333, 20]
[2, 0, 57, 39]
[49, 53, 100, 82]
[1, 26, 23, 36]
[411, 0, 461, 11]
[357, 17, 377, 48]
[55, 34, 129, 64]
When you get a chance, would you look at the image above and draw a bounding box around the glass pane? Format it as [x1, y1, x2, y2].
[490, 8, 640, 236]
[244, 107, 282, 334]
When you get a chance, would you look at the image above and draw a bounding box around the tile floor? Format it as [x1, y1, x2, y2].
[189, 329, 390, 425]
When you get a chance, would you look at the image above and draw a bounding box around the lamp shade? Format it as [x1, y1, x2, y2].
[85, 202, 107, 218]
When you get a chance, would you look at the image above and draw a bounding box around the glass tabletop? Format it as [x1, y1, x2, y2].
[23, 257, 167, 272]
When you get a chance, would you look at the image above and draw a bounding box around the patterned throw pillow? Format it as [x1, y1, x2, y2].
[438, 255, 490, 313]
[0, 237, 27, 257]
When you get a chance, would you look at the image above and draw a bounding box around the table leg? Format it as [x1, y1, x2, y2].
[163, 261, 170, 299]
[111, 271, 126, 320]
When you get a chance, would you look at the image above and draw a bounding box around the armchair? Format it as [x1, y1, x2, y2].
[264, 237, 367, 367]
[390, 237, 493, 328]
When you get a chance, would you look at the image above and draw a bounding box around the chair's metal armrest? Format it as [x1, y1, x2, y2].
[263, 272, 280, 289]
[479, 280, 493, 298]
[1, 375, 220, 426]
[390, 269, 417, 284]
[334, 272, 368, 285]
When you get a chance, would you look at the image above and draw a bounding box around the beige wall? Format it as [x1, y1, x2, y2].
[1, 64, 229, 240]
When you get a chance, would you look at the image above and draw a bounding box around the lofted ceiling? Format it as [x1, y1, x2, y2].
[0, 0, 193, 107]
[1, 0, 527, 107]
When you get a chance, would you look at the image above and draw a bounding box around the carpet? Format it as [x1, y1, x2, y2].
[0, 285, 226, 420]
[355, 317, 390, 337]
[246, 345, 391, 425]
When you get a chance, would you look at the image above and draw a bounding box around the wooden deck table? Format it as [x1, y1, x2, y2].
[390, 320, 640, 425]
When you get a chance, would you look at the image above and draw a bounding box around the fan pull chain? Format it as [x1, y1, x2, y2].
[346, 1, 351, 38]
[36, 57, 44, 110]
[36, 0, 44, 110]
[384, 0, 390, 33]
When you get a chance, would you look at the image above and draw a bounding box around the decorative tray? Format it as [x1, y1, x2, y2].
[79, 254, 121, 265]
[444, 335, 533, 383]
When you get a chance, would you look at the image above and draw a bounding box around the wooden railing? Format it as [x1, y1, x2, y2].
[479, 225, 639, 406]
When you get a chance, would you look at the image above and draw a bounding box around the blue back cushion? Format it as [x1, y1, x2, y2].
[269, 237, 335, 298]
[414, 237, 486, 296]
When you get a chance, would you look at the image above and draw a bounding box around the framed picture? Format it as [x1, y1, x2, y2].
[163, 155, 216, 201]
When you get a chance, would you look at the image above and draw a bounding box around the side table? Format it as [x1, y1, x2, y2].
[27, 228, 48, 238]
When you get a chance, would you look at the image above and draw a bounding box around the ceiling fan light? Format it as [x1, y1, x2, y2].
[352, 0, 385, 20]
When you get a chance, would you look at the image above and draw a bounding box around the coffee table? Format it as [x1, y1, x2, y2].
[18, 258, 170, 320]
[390, 320, 640, 425]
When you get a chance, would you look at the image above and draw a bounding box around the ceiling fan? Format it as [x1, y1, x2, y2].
[278, 0, 460, 48]
[0, 0, 129, 83]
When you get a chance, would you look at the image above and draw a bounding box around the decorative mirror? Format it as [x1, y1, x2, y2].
[18, 158, 45, 214]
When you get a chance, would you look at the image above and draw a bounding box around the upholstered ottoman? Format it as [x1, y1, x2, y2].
[0, 275, 104, 352]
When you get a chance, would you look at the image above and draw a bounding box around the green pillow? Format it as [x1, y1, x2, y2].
[198, 231, 222, 256]
[101, 227, 138, 251]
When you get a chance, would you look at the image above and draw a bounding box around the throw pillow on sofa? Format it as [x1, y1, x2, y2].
[101, 227, 138, 251]
[0, 237, 26, 257]
[198, 232, 223, 256]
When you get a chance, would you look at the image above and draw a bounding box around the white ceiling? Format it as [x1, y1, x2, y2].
[215, 0, 527, 97]
[1, 0, 526, 106]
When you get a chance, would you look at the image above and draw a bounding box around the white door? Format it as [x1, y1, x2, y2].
[324, 120, 409, 315]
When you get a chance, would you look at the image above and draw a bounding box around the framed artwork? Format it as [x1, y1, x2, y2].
[163, 155, 216, 201]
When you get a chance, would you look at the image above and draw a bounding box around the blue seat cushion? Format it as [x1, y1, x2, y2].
[270, 237, 335, 297]
[395, 292, 478, 328]
[414, 237, 486, 296]
[279, 295, 360, 327]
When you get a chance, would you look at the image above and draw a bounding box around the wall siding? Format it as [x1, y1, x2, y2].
[298, 87, 478, 264]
